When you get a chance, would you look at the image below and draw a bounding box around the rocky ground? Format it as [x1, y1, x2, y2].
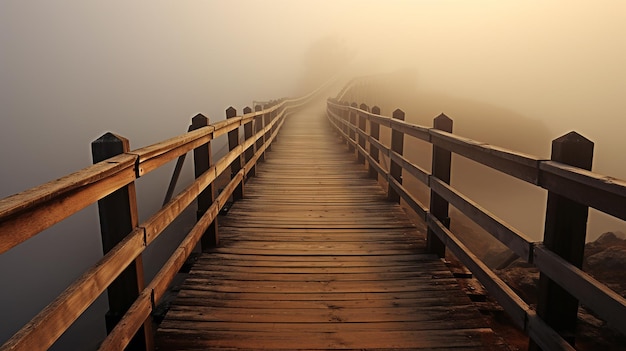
[403, 205, 626, 350]
[487, 231, 626, 350]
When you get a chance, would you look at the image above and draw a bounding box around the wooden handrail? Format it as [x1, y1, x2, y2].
[328, 99, 626, 219]
[0, 79, 326, 351]
[327, 98, 626, 350]
[0, 79, 329, 252]
[0, 154, 137, 254]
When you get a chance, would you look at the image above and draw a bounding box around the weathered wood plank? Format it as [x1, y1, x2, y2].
[0, 156, 137, 254]
[163, 304, 486, 324]
[157, 328, 504, 350]
[158, 319, 488, 333]
[168, 294, 472, 309]
[198, 252, 431, 264]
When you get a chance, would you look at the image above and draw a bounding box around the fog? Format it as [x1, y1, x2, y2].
[1, 1, 624, 349]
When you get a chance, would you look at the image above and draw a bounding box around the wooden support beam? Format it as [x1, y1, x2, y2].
[264, 107, 272, 152]
[532, 132, 594, 350]
[357, 104, 368, 164]
[342, 102, 349, 144]
[348, 103, 357, 154]
[243, 106, 255, 178]
[255, 105, 265, 162]
[427, 114, 453, 258]
[162, 125, 193, 206]
[387, 109, 405, 203]
[368, 106, 381, 179]
[227, 107, 243, 201]
[190, 114, 218, 249]
[91, 133, 152, 351]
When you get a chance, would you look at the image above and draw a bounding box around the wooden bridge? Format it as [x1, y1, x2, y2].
[1, 81, 625, 350]
[155, 106, 506, 350]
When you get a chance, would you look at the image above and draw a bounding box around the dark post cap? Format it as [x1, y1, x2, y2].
[226, 106, 237, 118]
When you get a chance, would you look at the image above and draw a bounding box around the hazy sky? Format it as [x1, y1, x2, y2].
[0, 1, 625, 349]
[1, 1, 625, 196]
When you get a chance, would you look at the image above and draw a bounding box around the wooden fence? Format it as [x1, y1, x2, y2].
[0, 86, 322, 351]
[326, 98, 626, 351]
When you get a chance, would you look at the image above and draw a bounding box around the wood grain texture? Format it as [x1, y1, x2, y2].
[155, 105, 505, 350]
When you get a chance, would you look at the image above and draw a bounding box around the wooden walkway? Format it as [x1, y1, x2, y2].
[155, 106, 508, 350]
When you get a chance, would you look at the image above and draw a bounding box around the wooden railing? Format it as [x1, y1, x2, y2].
[326, 99, 626, 351]
[0, 85, 323, 350]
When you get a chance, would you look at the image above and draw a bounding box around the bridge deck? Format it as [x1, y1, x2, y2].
[155, 106, 508, 350]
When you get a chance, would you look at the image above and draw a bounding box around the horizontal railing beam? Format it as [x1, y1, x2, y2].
[388, 177, 428, 221]
[429, 129, 542, 184]
[133, 126, 216, 176]
[329, 98, 626, 232]
[429, 177, 535, 262]
[0, 155, 137, 254]
[390, 151, 429, 186]
[533, 244, 626, 335]
[539, 161, 626, 221]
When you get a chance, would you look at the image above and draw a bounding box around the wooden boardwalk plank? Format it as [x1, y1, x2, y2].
[155, 105, 507, 350]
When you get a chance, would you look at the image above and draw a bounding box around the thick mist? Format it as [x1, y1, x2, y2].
[333, 1, 626, 242]
[1, 1, 624, 349]
[0, 2, 315, 349]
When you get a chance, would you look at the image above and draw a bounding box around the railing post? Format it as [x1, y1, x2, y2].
[243, 106, 255, 178]
[278, 104, 285, 134]
[531, 132, 594, 350]
[348, 102, 357, 154]
[427, 114, 453, 258]
[226, 107, 243, 201]
[387, 109, 405, 202]
[191, 113, 218, 249]
[255, 105, 265, 162]
[340, 102, 348, 143]
[343, 102, 350, 145]
[368, 106, 381, 179]
[269, 107, 276, 144]
[264, 106, 272, 152]
[91, 133, 152, 351]
[357, 103, 368, 164]
[327, 100, 343, 136]
[272, 105, 280, 143]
